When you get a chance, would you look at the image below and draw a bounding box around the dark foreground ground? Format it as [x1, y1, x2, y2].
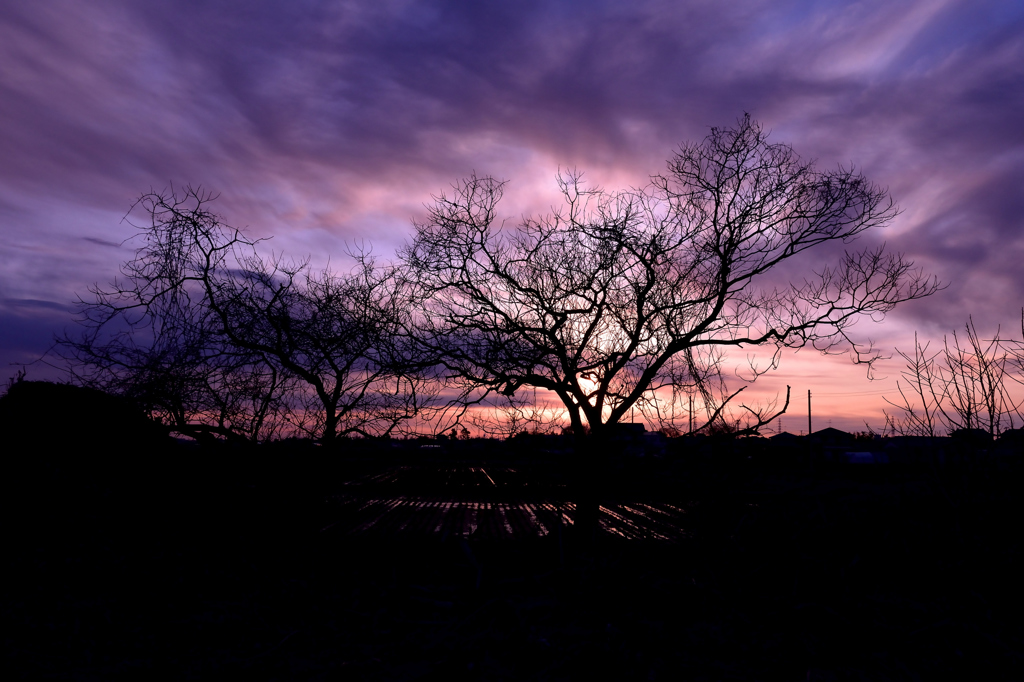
[4, 441, 1024, 680]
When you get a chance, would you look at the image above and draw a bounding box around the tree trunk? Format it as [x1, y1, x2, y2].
[320, 411, 339, 446]
[572, 432, 610, 548]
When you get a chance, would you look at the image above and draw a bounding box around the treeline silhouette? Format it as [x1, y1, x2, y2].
[55, 116, 937, 450]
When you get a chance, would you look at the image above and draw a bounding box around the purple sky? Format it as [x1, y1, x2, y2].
[2, 0, 1022, 431]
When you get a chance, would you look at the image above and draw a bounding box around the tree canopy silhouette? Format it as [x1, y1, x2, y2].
[884, 315, 1024, 438]
[60, 188, 432, 443]
[402, 115, 940, 440]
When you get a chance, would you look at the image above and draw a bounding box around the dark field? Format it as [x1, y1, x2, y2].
[4, 439, 1024, 680]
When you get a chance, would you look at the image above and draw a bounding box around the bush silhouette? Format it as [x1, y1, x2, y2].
[1, 380, 164, 445]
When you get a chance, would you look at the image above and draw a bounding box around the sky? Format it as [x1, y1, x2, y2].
[1, 0, 1023, 433]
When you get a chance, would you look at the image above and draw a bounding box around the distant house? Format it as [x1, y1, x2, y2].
[884, 436, 948, 465]
[949, 428, 992, 444]
[642, 430, 668, 457]
[998, 428, 1024, 450]
[999, 428, 1024, 442]
[769, 431, 802, 444]
[608, 423, 646, 438]
[607, 423, 667, 457]
[809, 427, 855, 446]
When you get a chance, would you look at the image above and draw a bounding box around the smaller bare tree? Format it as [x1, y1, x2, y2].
[882, 334, 946, 437]
[60, 187, 434, 443]
[884, 318, 1024, 437]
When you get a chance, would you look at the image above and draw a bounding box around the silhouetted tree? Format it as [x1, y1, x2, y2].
[0, 380, 167, 452]
[62, 269, 295, 443]
[403, 115, 939, 537]
[884, 317, 1024, 437]
[61, 188, 432, 443]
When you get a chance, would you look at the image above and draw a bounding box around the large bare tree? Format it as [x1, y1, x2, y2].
[402, 115, 939, 535]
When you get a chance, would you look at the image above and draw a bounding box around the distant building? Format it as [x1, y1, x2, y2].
[999, 428, 1024, 442]
[606, 423, 667, 457]
[809, 427, 855, 446]
[769, 431, 802, 444]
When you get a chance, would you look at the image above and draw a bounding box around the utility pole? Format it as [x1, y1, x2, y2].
[807, 389, 814, 473]
[689, 395, 693, 434]
[808, 390, 812, 436]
